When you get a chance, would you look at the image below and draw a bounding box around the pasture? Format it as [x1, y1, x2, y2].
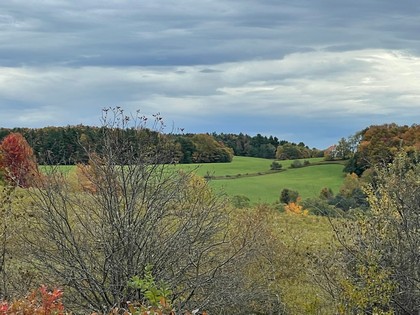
[184, 156, 346, 204]
[48, 156, 346, 205]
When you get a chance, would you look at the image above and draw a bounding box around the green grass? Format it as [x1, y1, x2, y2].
[39, 165, 74, 173]
[182, 156, 346, 204]
[41, 156, 346, 204]
[210, 164, 345, 204]
[178, 156, 276, 177]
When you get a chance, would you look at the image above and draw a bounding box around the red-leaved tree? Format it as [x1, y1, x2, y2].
[0, 133, 38, 188]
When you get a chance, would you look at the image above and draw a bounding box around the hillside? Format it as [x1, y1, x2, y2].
[181, 156, 346, 204]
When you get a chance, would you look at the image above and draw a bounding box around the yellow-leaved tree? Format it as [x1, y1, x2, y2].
[284, 197, 309, 216]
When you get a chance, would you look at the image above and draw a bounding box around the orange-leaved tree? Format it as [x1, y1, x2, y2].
[284, 197, 309, 216]
[0, 133, 38, 188]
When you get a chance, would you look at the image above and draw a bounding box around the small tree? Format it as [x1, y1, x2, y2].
[231, 194, 251, 208]
[0, 133, 38, 188]
[280, 188, 299, 204]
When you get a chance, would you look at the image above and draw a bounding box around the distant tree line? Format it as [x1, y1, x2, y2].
[0, 126, 237, 165]
[213, 133, 324, 159]
[0, 125, 101, 165]
[0, 127, 325, 165]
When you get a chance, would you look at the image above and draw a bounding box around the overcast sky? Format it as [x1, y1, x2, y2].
[1, 1, 420, 148]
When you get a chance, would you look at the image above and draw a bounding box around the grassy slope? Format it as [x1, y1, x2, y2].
[52, 156, 346, 204]
[185, 156, 346, 204]
[179, 156, 275, 176]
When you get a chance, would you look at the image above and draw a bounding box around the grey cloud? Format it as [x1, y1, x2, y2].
[3, 0, 419, 68]
[199, 68, 223, 73]
[1, 1, 420, 148]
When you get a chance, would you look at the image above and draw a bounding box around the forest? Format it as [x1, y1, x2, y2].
[0, 127, 322, 165]
[0, 109, 419, 314]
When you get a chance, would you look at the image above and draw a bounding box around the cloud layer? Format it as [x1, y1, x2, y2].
[1, 1, 420, 148]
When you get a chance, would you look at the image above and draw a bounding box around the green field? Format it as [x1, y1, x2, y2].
[47, 156, 346, 204]
[183, 156, 346, 204]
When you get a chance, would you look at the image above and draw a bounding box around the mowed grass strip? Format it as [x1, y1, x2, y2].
[179, 156, 275, 177]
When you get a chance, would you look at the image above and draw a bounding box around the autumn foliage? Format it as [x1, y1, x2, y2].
[0, 133, 38, 187]
[0, 286, 206, 315]
[284, 197, 309, 216]
[0, 286, 64, 315]
[347, 123, 420, 175]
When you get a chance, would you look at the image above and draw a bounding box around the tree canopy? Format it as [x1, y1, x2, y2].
[344, 124, 420, 175]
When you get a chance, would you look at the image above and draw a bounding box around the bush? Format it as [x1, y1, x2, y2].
[319, 187, 334, 200]
[0, 286, 64, 315]
[283, 198, 308, 216]
[0, 284, 200, 315]
[290, 160, 303, 168]
[26, 108, 285, 314]
[127, 265, 174, 313]
[270, 161, 282, 170]
[302, 198, 344, 217]
[280, 188, 299, 204]
[231, 195, 251, 208]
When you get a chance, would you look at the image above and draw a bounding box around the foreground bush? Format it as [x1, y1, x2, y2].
[23, 108, 284, 314]
[0, 286, 64, 315]
[0, 286, 205, 315]
[313, 152, 420, 314]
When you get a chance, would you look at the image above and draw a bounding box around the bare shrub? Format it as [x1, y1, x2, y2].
[25, 108, 285, 314]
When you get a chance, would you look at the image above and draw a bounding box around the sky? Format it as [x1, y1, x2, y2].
[1, 1, 420, 149]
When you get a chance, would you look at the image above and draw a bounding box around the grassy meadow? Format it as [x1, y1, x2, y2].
[50, 156, 346, 205]
[181, 156, 346, 204]
[46, 156, 346, 205]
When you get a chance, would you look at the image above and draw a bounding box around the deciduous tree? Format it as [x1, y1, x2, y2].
[0, 133, 38, 188]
